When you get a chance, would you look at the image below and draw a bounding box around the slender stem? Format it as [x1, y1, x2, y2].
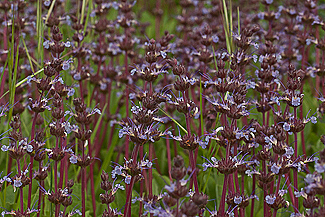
[189, 150, 199, 192]
[261, 109, 269, 216]
[54, 136, 59, 217]
[139, 146, 144, 216]
[89, 164, 96, 216]
[149, 143, 153, 198]
[17, 159, 24, 212]
[124, 28, 130, 159]
[293, 107, 298, 212]
[176, 199, 179, 216]
[59, 155, 65, 188]
[166, 131, 172, 181]
[124, 144, 139, 217]
[219, 174, 229, 215]
[27, 112, 38, 209]
[37, 162, 43, 217]
[240, 174, 245, 217]
[81, 139, 86, 217]
[183, 89, 199, 192]
[125, 176, 135, 217]
[273, 175, 282, 217]
[85, 124, 96, 217]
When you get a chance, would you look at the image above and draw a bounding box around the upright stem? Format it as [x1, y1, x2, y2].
[189, 150, 199, 192]
[262, 110, 269, 217]
[219, 174, 229, 215]
[250, 147, 256, 217]
[28, 113, 38, 209]
[139, 146, 144, 216]
[183, 89, 199, 193]
[81, 139, 86, 217]
[54, 137, 59, 217]
[149, 143, 153, 199]
[17, 159, 24, 212]
[88, 141, 96, 217]
[166, 131, 172, 181]
[37, 162, 43, 217]
[293, 107, 298, 211]
[124, 28, 130, 159]
[272, 175, 282, 217]
[125, 144, 139, 217]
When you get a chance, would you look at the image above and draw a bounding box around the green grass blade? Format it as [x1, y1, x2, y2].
[80, 0, 86, 25]
[45, 0, 57, 25]
[8, 36, 20, 124]
[90, 103, 107, 144]
[37, 0, 44, 65]
[0, 68, 44, 100]
[21, 35, 37, 73]
[237, 6, 240, 35]
[81, 0, 93, 48]
[159, 108, 187, 134]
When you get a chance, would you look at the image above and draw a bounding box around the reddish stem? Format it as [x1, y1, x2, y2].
[81, 139, 86, 217]
[149, 143, 153, 199]
[17, 159, 24, 212]
[293, 107, 299, 212]
[125, 144, 140, 217]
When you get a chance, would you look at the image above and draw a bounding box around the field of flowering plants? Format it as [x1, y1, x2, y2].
[2, 0, 325, 216]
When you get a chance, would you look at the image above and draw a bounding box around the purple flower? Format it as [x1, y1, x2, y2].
[125, 175, 131, 184]
[234, 196, 242, 204]
[265, 195, 276, 205]
[26, 145, 33, 153]
[116, 184, 125, 190]
[212, 35, 219, 43]
[1, 145, 8, 152]
[283, 122, 290, 131]
[310, 116, 317, 124]
[271, 163, 280, 174]
[111, 165, 123, 178]
[44, 0, 51, 7]
[65, 41, 71, 48]
[130, 68, 137, 76]
[292, 96, 301, 107]
[69, 155, 77, 164]
[13, 179, 22, 188]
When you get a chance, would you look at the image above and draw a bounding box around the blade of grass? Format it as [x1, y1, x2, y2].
[237, 6, 240, 35]
[229, 0, 233, 36]
[8, 31, 20, 125]
[220, 0, 231, 53]
[21, 35, 41, 73]
[45, 0, 57, 25]
[37, 0, 44, 65]
[80, 0, 87, 25]
[159, 108, 187, 134]
[90, 103, 107, 144]
[220, 0, 234, 53]
[0, 68, 44, 100]
[81, 0, 93, 48]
